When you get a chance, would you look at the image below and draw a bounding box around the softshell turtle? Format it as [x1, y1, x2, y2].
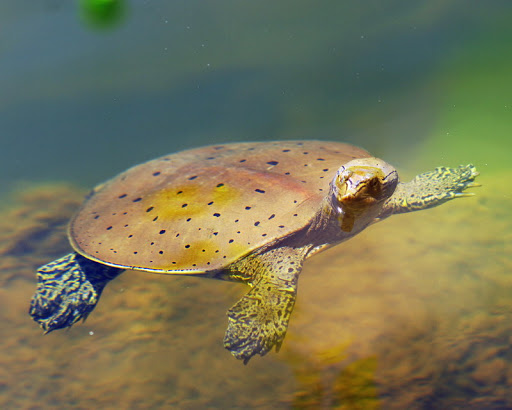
[29, 140, 478, 363]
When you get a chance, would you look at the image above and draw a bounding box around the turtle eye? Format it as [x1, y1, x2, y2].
[367, 177, 382, 198]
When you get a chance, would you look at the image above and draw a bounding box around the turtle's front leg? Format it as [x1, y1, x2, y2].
[223, 247, 304, 364]
[224, 278, 297, 364]
[380, 164, 479, 218]
[29, 253, 123, 333]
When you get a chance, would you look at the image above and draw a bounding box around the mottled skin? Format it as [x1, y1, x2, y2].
[29, 144, 479, 364]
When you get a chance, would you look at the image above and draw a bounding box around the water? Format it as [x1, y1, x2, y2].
[1, 1, 511, 408]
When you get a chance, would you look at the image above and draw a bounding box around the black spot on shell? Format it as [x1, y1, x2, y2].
[239, 159, 247, 163]
[182, 203, 188, 208]
[133, 251, 138, 255]
[213, 232, 219, 236]
[150, 242, 155, 245]
[303, 151, 309, 155]
[118, 194, 127, 199]
[323, 169, 329, 172]
[153, 216, 159, 222]
[176, 233, 180, 237]
[159, 250, 164, 254]
[234, 219, 239, 223]
[282, 149, 290, 152]
[216, 183, 225, 188]
[208, 201, 214, 205]
[94, 215, 100, 219]
[317, 158, 325, 161]
[255, 189, 265, 194]
[268, 214, 275, 220]
[186, 218, 192, 222]
[213, 213, 221, 217]
[206, 156, 215, 160]
[133, 197, 142, 202]
[267, 161, 279, 166]
[245, 206, 252, 210]
[229, 239, 234, 243]
[279, 225, 285, 228]
[106, 226, 112, 230]
[177, 190, 183, 195]
[123, 212, 127, 215]
[188, 176, 198, 180]
[146, 206, 154, 212]
[128, 234, 133, 238]
[159, 230, 166, 234]
[288, 267, 294, 272]
[285, 172, 291, 175]
[185, 244, 190, 248]
[254, 221, 260, 226]
[152, 171, 161, 176]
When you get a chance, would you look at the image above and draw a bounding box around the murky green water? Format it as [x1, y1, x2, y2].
[1, 1, 511, 408]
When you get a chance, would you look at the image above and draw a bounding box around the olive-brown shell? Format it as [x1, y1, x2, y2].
[69, 141, 370, 273]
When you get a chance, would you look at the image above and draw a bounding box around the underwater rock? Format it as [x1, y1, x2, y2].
[0, 170, 510, 408]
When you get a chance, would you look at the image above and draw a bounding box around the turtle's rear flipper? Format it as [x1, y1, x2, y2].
[29, 253, 122, 333]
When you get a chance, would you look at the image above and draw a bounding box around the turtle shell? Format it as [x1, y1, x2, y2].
[69, 141, 370, 273]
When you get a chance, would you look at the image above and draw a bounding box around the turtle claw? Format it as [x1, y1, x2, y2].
[454, 192, 475, 198]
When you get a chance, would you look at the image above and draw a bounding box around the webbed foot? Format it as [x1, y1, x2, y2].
[383, 164, 479, 215]
[224, 280, 297, 364]
[29, 253, 122, 333]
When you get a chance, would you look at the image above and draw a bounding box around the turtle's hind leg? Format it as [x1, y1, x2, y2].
[223, 247, 304, 364]
[29, 253, 123, 333]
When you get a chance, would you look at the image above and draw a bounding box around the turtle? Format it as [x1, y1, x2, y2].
[29, 140, 479, 363]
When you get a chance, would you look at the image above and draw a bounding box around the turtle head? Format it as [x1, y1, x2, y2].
[329, 157, 398, 232]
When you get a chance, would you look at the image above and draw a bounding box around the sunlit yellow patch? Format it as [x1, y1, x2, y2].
[142, 182, 241, 223]
[211, 183, 241, 206]
[141, 184, 202, 221]
[155, 238, 248, 271]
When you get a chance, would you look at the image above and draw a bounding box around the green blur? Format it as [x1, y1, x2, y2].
[79, 0, 126, 29]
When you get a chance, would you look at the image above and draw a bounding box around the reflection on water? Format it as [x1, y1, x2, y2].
[1, 0, 512, 408]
